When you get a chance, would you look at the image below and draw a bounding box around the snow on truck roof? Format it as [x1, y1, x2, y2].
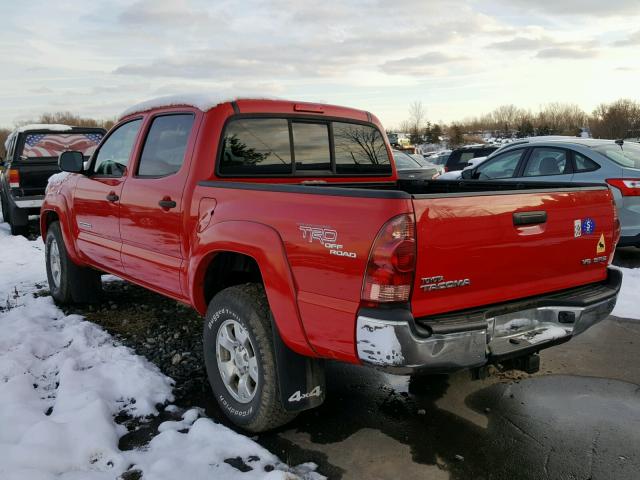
[4, 124, 74, 151]
[118, 94, 278, 120]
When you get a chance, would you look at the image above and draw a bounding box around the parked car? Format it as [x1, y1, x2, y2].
[392, 150, 440, 179]
[425, 149, 451, 166]
[0, 124, 105, 235]
[460, 137, 640, 247]
[407, 153, 444, 174]
[444, 144, 498, 172]
[437, 156, 487, 180]
[42, 96, 621, 432]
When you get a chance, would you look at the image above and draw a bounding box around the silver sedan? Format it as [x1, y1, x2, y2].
[460, 137, 640, 247]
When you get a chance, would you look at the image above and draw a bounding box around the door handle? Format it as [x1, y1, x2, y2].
[159, 198, 177, 210]
[106, 192, 119, 202]
[513, 210, 547, 226]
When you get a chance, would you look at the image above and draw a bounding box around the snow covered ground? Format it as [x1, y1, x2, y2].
[0, 217, 322, 479]
[612, 266, 640, 320]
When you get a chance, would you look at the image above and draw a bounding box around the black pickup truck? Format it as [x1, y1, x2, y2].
[1, 124, 105, 235]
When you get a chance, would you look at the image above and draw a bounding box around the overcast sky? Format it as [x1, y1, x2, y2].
[1, 0, 639, 129]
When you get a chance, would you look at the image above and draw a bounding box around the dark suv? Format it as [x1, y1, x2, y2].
[1, 125, 105, 235]
[444, 144, 498, 172]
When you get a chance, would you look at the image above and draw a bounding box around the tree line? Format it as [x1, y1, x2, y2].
[394, 98, 640, 148]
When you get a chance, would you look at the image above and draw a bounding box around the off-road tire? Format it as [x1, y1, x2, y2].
[203, 283, 297, 432]
[45, 221, 102, 304]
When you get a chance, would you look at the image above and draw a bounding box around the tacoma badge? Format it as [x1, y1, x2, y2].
[421, 275, 471, 292]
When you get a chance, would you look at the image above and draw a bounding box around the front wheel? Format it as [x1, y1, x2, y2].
[45, 221, 102, 304]
[203, 283, 297, 432]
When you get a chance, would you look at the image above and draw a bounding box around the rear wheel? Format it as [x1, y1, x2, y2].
[45, 221, 102, 304]
[203, 283, 297, 432]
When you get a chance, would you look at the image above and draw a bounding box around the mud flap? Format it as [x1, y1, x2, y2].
[271, 317, 325, 412]
[9, 202, 28, 226]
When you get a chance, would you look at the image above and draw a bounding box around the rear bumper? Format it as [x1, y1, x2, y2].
[356, 268, 622, 374]
[10, 195, 44, 209]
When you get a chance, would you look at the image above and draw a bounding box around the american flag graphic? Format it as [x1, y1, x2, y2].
[22, 133, 104, 158]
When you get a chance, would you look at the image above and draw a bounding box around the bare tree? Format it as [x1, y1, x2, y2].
[591, 99, 640, 139]
[537, 103, 586, 135]
[408, 101, 426, 144]
[0, 128, 10, 158]
[16, 111, 115, 130]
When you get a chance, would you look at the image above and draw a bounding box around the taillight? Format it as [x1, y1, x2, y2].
[606, 178, 640, 196]
[444, 166, 449, 172]
[8, 169, 20, 188]
[610, 200, 621, 264]
[362, 214, 416, 304]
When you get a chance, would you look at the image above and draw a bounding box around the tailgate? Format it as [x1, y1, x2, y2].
[411, 186, 616, 318]
[13, 160, 60, 196]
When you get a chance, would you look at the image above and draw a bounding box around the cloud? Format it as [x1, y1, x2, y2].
[494, 0, 640, 15]
[536, 47, 599, 59]
[489, 37, 546, 51]
[117, 0, 214, 27]
[614, 30, 640, 46]
[380, 52, 467, 76]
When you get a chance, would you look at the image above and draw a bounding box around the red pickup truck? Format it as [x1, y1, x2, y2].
[41, 96, 622, 432]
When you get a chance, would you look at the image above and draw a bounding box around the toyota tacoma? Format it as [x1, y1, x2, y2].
[41, 96, 622, 431]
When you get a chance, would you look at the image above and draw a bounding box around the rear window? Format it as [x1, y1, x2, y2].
[593, 143, 640, 169]
[21, 132, 103, 158]
[292, 122, 331, 172]
[333, 122, 390, 174]
[220, 119, 292, 175]
[218, 117, 390, 176]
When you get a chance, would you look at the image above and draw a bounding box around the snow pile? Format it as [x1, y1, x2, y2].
[613, 266, 640, 320]
[0, 219, 322, 479]
[118, 93, 279, 119]
[0, 297, 174, 476]
[13, 123, 74, 133]
[47, 171, 71, 187]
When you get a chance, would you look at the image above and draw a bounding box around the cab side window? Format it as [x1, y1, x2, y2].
[523, 148, 569, 177]
[137, 114, 194, 177]
[93, 119, 142, 177]
[574, 152, 600, 173]
[475, 149, 524, 179]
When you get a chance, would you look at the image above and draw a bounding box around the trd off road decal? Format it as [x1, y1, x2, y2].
[298, 224, 357, 259]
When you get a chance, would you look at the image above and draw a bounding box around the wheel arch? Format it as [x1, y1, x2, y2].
[189, 220, 316, 357]
[40, 207, 84, 265]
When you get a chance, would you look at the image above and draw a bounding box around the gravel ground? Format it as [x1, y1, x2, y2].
[61, 278, 208, 406]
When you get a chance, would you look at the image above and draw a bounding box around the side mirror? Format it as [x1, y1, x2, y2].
[461, 168, 474, 180]
[59, 151, 84, 173]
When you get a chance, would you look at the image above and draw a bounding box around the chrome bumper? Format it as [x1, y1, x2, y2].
[356, 270, 621, 374]
[13, 196, 44, 209]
